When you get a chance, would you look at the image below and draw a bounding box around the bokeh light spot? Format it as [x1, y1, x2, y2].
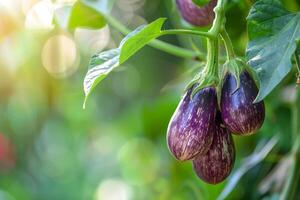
[74, 25, 110, 55]
[22, 0, 39, 15]
[41, 34, 79, 78]
[95, 179, 132, 200]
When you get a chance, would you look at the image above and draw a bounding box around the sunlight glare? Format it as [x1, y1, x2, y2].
[42, 34, 79, 78]
[25, 0, 54, 30]
[95, 179, 132, 200]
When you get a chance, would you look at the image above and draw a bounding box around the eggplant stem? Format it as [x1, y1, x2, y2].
[200, 0, 227, 83]
[220, 29, 235, 61]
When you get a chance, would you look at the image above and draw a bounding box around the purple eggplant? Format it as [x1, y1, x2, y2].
[167, 86, 217, 161]
[221, 70, 265, 135]
[176, 0, 217, 27]
[193, 112, 235, 184]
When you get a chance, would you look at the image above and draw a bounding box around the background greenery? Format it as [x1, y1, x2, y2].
[0, 0, 300, 199]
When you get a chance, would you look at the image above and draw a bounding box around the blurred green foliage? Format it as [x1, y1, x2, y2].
[0, 0, 299, 200]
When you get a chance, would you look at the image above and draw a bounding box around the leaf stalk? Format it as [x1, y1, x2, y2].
[105, 15, 206, 60]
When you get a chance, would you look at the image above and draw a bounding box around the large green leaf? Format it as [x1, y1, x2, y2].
[68, 1, 106, 30]
[246, 0, 300, 102]
[83, 18, 166, 108]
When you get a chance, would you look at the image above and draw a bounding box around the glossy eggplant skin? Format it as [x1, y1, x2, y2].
[167, 86, 217, 161]
[176, 0, 217, 27]
[221, 70, 265, 135]
[193, 113, 235, 184]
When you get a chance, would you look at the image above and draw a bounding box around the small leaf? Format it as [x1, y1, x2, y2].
[68, 1, 106, 30]
[119, 18, 166, 63]
[246, 0, 300, 102]
[83, 18, 167, 108]
[83, 49, 120, 108]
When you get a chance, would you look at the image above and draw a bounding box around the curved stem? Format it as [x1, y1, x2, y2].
[149, 40, 205, 60]
[204, 37, 218, 77]
[162, 29, 215, 39]
[280, 89, 300, 200]
[201, 0, 226, 79]
[105, 15, 205, 60]
[220, 29, 235, 60]
[208, 0, 226, 36]
[105, 15, 130, 36]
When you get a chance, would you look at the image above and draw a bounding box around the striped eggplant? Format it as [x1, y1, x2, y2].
[221, 70, 265, 135]
[167, 86, 217, 161]
[176, 0, 217, 27]
[193, 112, 235, 184]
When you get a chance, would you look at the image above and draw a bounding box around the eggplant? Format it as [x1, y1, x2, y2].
[193, 112, 235, 184]
[176, 0, 217, 27]
[220, 70, 265, 135]
[167, 86, 217, 161]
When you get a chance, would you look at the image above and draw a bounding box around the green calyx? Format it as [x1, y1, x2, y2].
[186, 36, 220, 97]
[185, 69, 219, 97]
[221, 57, 253, 92]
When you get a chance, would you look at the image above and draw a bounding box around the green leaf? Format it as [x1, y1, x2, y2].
[55, 0, 116, 30]
[83, 49, 120, 108]
[119, 18, 166, 63]
[83, 18, 167, 108]
[246, 0, 300, 102]
[68, 1, 106, 30]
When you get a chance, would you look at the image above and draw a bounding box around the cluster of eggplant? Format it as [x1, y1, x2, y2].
[169, 0, 265, 184]
[167, 64, 265, 184]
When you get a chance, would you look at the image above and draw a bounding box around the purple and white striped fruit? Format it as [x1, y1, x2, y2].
[193, 112, 235, 184]
[167, 86, 217, 161]
[176, 0, 217, 27]
[221, 70, 265, 135]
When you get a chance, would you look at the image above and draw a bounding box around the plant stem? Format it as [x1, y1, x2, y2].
[204, 36, 219, 77]
[105, 15, 205, 60]
[280, 89, 300, 200]
[202, 0, 226, 78]
[162, 29, 215, 39]
[208, 0, 226, 36]
[220, 29, 235, 60]
[295, 46, 300, 74]
[149, 40, 205, 60]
